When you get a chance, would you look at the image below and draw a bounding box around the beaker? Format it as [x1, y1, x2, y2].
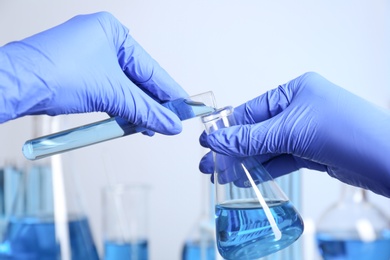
[0, 116, 99, 259]
[316, 184, 390, 260]
[201, 106, 304, 260]
[182, 174, 216, 260]
[102, 184, 149, 260]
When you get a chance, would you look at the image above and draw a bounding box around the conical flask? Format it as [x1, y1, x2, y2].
[0, 116, 99, 259]
[316, 184, 390, 260]
[201, 106, 304, 260]
[181, 173, 216, 260]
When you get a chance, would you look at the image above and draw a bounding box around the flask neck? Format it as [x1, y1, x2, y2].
[201, 106, 235, 134]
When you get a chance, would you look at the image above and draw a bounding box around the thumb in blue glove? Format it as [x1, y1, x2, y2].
[0, 12, 188, 135]
[200, 72, 390, 198]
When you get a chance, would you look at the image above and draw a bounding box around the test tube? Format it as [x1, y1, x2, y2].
[22, 91, 216, 160]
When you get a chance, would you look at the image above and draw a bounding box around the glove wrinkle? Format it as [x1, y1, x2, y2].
[0, 12, 187, 135]
[199, 72, 390, 198]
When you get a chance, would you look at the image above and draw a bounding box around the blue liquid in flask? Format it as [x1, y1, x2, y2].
[215, 200, 303, 260]
[316, 233, 390, 260]
[104, 240, 148, 260]
[182, 240, 215, 260]
[0, 215, 99, 260]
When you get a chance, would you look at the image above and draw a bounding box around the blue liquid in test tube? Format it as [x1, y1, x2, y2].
[22, 92, 216, 160]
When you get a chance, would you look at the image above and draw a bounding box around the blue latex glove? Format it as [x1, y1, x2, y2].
[200, 72, 390, 197]
[0, 12, 188, 135]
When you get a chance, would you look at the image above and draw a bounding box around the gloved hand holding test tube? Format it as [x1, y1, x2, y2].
[23, 91, 216, 160]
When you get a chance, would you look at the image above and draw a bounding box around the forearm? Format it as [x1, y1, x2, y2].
[326, 90, 390, 197]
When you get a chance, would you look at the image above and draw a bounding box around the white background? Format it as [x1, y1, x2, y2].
[0, 0, 389, 259]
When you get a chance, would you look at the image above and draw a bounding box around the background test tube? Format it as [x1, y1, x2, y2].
[22, 91, 216, 161]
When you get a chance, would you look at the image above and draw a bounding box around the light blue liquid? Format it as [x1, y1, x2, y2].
[104, 240, 148, 260]
[182, 240, 216, 260]
[316, 233, 390, 260]
[0, 215, 99, 260]
[23, 96, 216, 160]
[215, 200, 303, 260]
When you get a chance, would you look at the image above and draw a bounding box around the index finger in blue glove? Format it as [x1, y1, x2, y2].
[115, 21, 188, 102]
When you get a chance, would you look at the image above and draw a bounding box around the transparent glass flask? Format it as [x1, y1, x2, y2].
[102, 184, 150, 260]
[0, 116, 99, 259]
[261, 171, 303, 260]
[316, 184, 390, 260]
[201, 106, 304, 260]
[182, 175, 216, 260]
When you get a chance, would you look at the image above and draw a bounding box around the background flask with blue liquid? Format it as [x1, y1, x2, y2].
[316, 184, 390, 260]
[104, 239, 148, 260]
[0, 163, 23, 243]
[0, 116, 99, 259]
[181, 173, 216, 260]
[201, 106, 304, 260]
[102, 184, 150, 260]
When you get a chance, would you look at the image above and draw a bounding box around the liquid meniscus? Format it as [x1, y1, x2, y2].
[215, 200, 303, 260]
[0, 215, 99, 260]
[104, 240, 148, 260]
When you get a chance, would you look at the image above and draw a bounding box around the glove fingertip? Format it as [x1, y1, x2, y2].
[162, 120, 183, 135]
[199, 153, 214, 174]
[199, 131, 209, 148]
[141, 130, 155, 137]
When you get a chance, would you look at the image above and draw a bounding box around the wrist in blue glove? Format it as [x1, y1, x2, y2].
[0, 12, 188, 135]
[200, 72, 390, 198]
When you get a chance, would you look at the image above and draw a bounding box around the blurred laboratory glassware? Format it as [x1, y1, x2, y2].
[181, 174, 216, 260]
[201, 106, 304, 260]
[0, 163, 22, 241]
[23, 91, 216, 160]
[316, 184, 390, 260]
[0, 116, 99, 259]
[102, 184, 149, 260]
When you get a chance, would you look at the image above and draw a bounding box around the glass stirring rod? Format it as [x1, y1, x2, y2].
[22, 91, 216, 160]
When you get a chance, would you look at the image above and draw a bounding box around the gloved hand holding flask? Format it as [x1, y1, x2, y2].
[0, 12, 187, 135]
[200, 72, 390, 198]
